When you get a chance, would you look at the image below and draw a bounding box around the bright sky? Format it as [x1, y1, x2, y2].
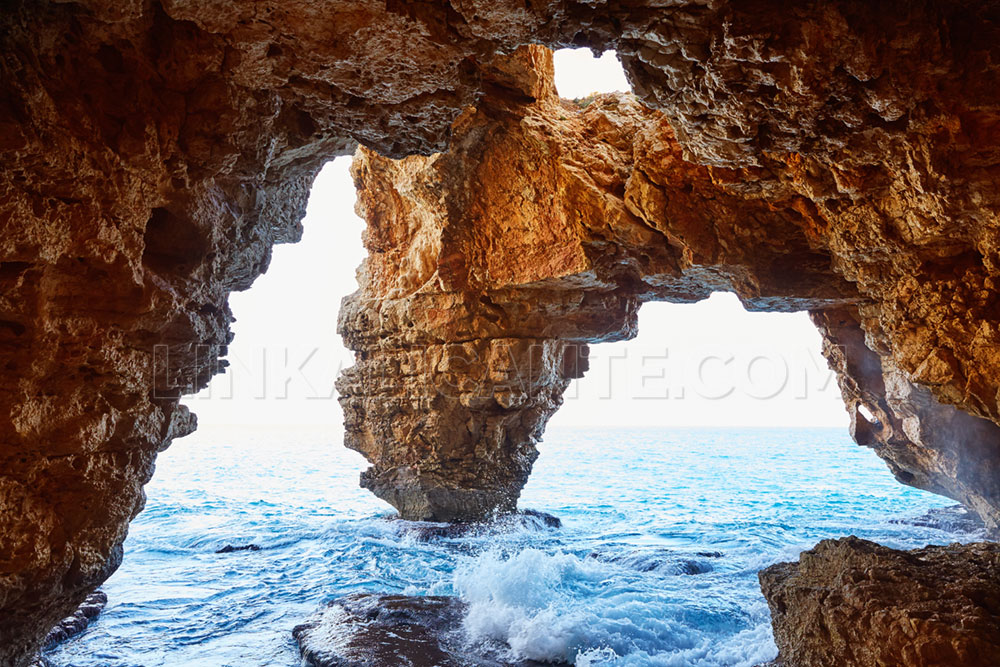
[188, 50, 850, 429]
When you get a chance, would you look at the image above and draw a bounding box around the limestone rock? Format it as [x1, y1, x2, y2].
[341, 22, 1000, 537]
[3, 0, 1000, 663]
[759, 537, 1000, 667]
[293, 593, 560, 667]
[341, 47, 856, 520]
[814, 308, 1000, 535]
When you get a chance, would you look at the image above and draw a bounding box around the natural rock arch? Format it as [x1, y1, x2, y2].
[340, 46, 1000, 527]
[3, 2, 1000, 665]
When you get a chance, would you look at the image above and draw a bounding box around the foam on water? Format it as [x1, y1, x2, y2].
[454, 547, 775, 665]
[46, 425, 982, 666]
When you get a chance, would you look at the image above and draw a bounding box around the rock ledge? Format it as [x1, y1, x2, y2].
[759, 537, 1000, 667]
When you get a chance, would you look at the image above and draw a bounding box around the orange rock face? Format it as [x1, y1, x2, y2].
[340, 46, 856, 520]
[760, 537, 1000, 666]
[3, 1, 1000, 665]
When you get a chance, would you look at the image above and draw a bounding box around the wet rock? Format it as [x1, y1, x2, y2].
[519, 510, 562, 529]
[42, 591, 107, 649]
[293, 593, 562, 667]
[587, 548, 719, 575]
[759, 537, 1000, 667]
[890, 505, 986, 535]
[215, 544, 263, 553]
[390, 509, 561, 541]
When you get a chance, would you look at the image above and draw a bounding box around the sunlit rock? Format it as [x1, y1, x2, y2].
[4, 0, 1000, 663]
[340, 47, 854, 520]
[760, 537, 1000, 666]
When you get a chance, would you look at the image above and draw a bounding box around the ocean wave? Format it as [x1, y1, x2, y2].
[454, 548, 774, 666]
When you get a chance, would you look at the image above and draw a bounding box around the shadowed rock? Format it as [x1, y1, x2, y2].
[815, 309, 1000, 535]
[40, 590, 107, 654]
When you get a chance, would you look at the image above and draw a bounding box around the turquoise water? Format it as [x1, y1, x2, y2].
[47, 425, 978, 666]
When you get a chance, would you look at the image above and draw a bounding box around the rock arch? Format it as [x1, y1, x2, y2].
[341, 46, 1000, 527]
[3, 2, 1000, 664]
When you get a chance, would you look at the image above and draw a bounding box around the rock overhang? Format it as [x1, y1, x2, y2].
[3, 2, 1000, 665]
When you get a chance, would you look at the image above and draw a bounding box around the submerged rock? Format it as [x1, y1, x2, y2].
[890, 504, 986, 536]
[293, 593, 562, 667]
[587, 547, 721, 575]
[41, 590, 107, 650]
[215, 544, 263, 553]
[390, 509, 561, 541]
[759, 537, 1000, 666]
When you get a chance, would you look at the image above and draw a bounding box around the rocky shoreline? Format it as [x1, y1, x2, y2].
[293, 505, 994, 667]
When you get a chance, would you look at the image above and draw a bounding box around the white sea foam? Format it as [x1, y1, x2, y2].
[454, 547, 778, 666]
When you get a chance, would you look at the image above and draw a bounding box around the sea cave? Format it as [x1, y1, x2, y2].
[3, 2, 1000, 665]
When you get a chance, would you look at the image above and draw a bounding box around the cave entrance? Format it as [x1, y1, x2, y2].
[44, 51, 975, 667]
[499, 294, 972, 664]
[44, 157, 382, 665]
[187, 157, 363, 431]
[548, 293, 850, 429]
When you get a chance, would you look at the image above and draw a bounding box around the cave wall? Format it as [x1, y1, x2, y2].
[2, 1, 1000, 664]
[0, 1, 495, 661]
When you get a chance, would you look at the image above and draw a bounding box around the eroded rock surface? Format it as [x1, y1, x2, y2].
[340, 47, 856, 519]
[4, 0, 1000, 663]
[340, 14, 1000, 533]
[760, 537, 1000, 667]
[815, 308, 1000, 533]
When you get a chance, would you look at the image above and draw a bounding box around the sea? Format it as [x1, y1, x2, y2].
[45, 425, 981, 667]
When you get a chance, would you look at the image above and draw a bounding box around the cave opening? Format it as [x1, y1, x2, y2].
[37, 48, 990, 667]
